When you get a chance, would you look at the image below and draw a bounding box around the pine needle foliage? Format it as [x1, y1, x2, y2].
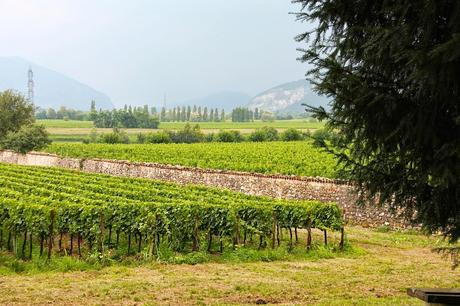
[294, 0, 460, 241]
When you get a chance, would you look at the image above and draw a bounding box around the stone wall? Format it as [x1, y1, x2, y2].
[0, 150, 409, 228]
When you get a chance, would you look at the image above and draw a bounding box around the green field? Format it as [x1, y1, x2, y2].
[38, 119, 95, 128]
[38, 119, 324, 130]
[39, 119, 326, 143]
[45, 141, 338, 178]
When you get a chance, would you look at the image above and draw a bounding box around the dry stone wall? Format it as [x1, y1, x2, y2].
[0, 150, 410, 228]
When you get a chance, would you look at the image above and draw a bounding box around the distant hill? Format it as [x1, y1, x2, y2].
[0, 57, 113, 110]
[177, 91, 251, 112]
[247, 80, 330, 115]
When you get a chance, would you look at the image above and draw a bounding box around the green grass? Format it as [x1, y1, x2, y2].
[39, 119, 324, 130]
[0, 232, 358, 275]
[44, 141, 338, 177]
[0, 226, 457, 305]
[38, 119, 94, 128]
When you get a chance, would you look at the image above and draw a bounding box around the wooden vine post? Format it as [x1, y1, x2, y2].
[98, 211, 105, 254]
[29, 232, 33, 259]
[48, 210, 55, 260]
[271, 212, 277, 249]
[192, 214, 200, 252]
[306, 218, 312, 250]
[39, 234, 44, 256]
[339, 209, 346, 250]
[21, 230, 27, 259]
[339, 227, 345, 250]
[233, 213, 240, 249]
[207, 230, 212, 252]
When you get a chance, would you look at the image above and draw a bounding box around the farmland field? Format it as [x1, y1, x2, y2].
[38, 119, 324, 130]
[45, 141, 339, 178]
[38, 119, 326, 143]
[38, 119, 95, 128]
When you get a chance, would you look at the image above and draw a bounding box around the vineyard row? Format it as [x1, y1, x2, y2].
[0, 163, 344, 259]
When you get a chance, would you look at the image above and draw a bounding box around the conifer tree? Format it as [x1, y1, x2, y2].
[295, 0, 460, 241]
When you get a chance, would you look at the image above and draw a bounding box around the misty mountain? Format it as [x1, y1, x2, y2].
[247, 80, 330, 114]
[0, 57, 113, 110]
[177, 91, 251, 112]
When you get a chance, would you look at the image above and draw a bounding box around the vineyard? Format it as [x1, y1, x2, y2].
[0, 163, 343, 260]
[44, 141, 338, 178]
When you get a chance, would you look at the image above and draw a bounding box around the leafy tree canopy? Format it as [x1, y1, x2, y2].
[0, 90, 35, 138]
[294, 0, 460, 241]
[0, 90, 50, 153]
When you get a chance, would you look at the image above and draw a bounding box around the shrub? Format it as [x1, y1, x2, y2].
[99, 128, 129, 144]
[145, 131, 172, 144]
[136, 133, 146, 144]
[0, 125, 51, 153]
[215, 130, 244, 142]
[205, 133, 215, 142]
[280, 128, 303, 141]
[249, 126, 279, 142]
[170, 124, 204, 143]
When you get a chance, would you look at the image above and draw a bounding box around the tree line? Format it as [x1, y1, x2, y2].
[36, 106, 89, 121]
[90, 102, 159, 128]
[231, 107, 266, 122]
[157, 105, 225, 122]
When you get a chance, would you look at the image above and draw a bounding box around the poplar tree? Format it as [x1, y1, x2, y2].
[210, 109, 214, 122]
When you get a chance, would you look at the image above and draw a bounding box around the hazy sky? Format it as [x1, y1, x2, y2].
[0, 0, 311, 107]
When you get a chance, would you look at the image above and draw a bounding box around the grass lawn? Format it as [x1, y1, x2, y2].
[0, 226, 457, 305]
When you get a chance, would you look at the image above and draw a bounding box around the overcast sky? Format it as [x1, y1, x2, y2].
[0, 0, 311, 107]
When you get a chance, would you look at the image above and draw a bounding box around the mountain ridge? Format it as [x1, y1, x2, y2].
[247, 79, 330, 114]
[0, 57, 113, 110]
